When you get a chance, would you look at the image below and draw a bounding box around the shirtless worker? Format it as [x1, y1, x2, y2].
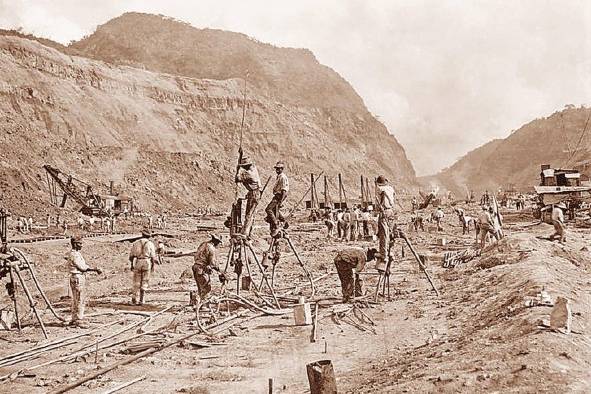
[235, 149, 262, 236]
[265, 161, 289, 237]
[334, 247, 377, 302]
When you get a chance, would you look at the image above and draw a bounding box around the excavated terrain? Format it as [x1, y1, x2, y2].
[1, 202, 590, 393]
[0, 27, 414, 217]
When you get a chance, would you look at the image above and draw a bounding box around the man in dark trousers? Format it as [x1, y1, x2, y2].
[334, 247, 377, 302]
[234, 151, 261, 236]
[265, 161, 289, 237]
[191, 233, 226, 302]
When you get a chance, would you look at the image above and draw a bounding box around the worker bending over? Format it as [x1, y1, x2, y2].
[334, 247, 377, 302]
[191, 233, 226, 302]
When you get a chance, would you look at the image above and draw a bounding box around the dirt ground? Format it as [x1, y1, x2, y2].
[1, 204, 590, 393]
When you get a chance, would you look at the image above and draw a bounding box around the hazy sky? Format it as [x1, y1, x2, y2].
[1, 0, 590, 175]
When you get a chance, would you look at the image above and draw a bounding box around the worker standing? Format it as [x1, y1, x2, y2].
[67, 235, 102, 327]
[549, 203, 567, 243]
[477, 206, 497, 249]
[411, 197, 418, 212]
[334, 247, 377, 302]
[129, 229, 158, 305]
[235, 151, 261, 236]
[191, 234, 226, 302]
[434, 207, 445, 231]
[360, 208, 370, 238]
[350, 206, 361, 241]
[265, 161, 289, 237]
[375, 175, 397, 271]
[341, 208, 351, 242]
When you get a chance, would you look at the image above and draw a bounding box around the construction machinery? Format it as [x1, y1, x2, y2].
[43, 165, 133, 217]
[1, 208, 65, 337]
[534, 164, 591, 220]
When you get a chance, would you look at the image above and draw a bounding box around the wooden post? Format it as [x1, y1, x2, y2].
[268, 378, 273, 394]
[310, 173, 315, 209]
[360, 175, 365, 207]
[323, 175, 330, 209]
[306, 360, 337, 394]
[338, 174, 342, 209]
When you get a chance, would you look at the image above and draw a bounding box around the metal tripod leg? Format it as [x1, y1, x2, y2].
[265, 237, 277, 288]
[8, 266, 21, 331]
[284, 235, 315, 297]
[18, 252, 65, 322]
[223, 242, 234, 274]
[246, 241, 280, 308]
[13, 266, 48, 339]
[374, 273, 383, 302]
[240, 240, 258, 291]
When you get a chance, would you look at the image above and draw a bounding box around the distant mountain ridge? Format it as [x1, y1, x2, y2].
[69, 12, 367, 112]
[422, 107, 591, 196]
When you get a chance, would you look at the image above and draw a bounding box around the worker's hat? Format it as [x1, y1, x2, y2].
[557, 202, 567, 209]
[141, 228, 152, 237]
[210, 233, 223, 244]
[71, 235, 83, 244]
[239, 156, 253, 166]
[274, 161, 285, 169]
[376, 175, 388, 185]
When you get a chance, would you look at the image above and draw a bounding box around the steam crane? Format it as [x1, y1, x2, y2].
[43, 165, 107, 217]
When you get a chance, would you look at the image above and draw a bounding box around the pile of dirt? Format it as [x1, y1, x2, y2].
[422, 106, 591, 195]
[0, 15, 415, 217]
[344, 229, 591, 392]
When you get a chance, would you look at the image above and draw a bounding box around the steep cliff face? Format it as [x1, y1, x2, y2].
[0, 25, 415, 215]
[423, 107, 591, 195]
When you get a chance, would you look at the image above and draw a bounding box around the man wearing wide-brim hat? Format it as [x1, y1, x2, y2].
[374, 175, 397, 272]
[191, 233, 226, 301]
[235, 152, 261, 236]
[128, 228, 158, 305]
[265, 160, 290, 237]
[549, 202, 567, 243]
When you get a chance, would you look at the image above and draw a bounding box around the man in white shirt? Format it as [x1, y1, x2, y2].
[129, 229, 158, 305]
[265, 161, 289, 237]
[549, 203, 566, 243]
[375, 175, 397, 271]
[67, 235, 102, 327]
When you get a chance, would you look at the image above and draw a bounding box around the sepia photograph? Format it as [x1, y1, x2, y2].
[0, 1, 590, 393]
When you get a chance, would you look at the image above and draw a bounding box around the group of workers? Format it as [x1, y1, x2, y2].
[66, 228, 226, 327]
[63, 166, 577, 327]
[322, 206, 376, 241]
[65, 153, 293, 326]
[234, 148, 290, 237]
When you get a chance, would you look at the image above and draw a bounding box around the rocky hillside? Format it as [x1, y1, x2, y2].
[69, 12, 366, 112]
[422, 107, 591, 196]
[0, 15, 415, 218]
